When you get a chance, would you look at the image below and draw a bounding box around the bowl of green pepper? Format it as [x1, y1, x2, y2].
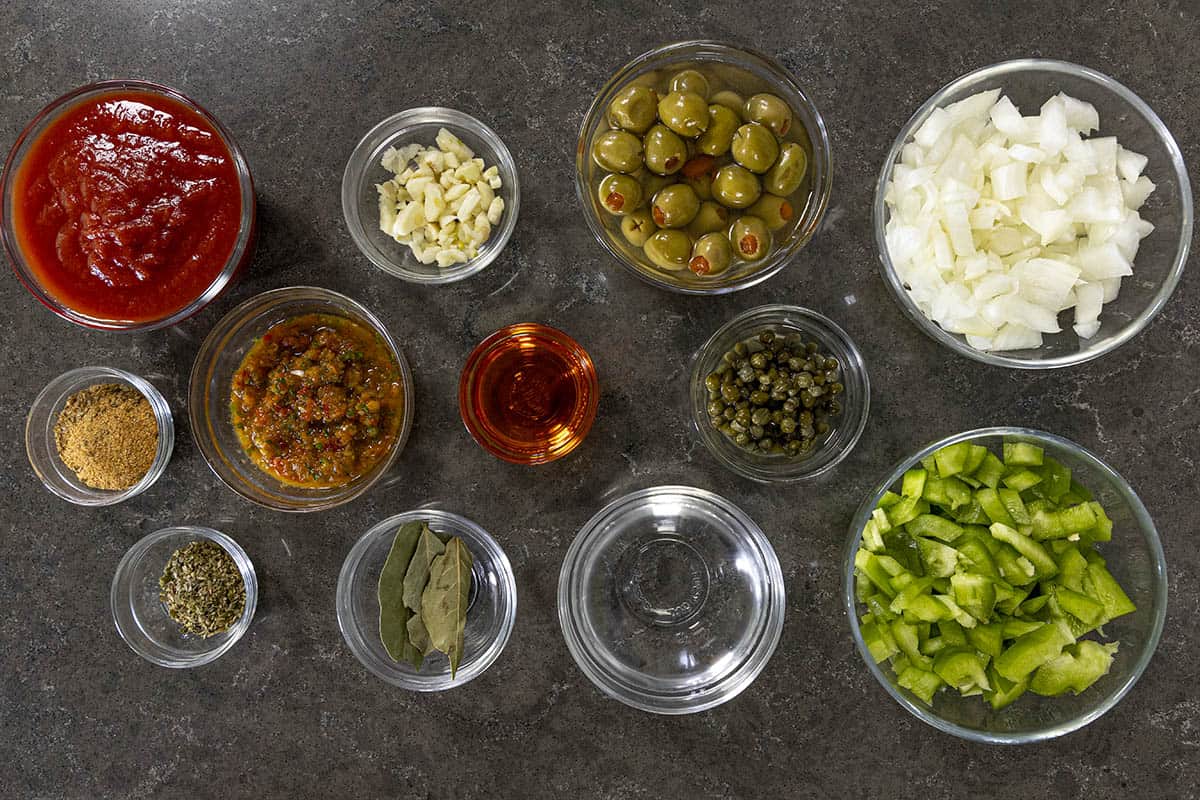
[843, 427, 1167, 743]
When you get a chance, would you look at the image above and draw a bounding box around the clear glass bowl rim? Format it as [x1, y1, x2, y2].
[841, 426, 1168, 743]
[187, 285, 414, 512]
[110, 525, 258, 668]
[26, 365, 175, 506]
[558, 484, 786, 714]
[335, 508, 517, 691]
[872, 58, 1194, 369]
[0, 79, 257, 332]
[574, 39, 833, 296]
[689, 303, 870, 482]
[341, 106, 521, 285]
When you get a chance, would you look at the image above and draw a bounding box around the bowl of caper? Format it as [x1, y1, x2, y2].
[576, 41, 832, 295]
[690, 305, 869, 482]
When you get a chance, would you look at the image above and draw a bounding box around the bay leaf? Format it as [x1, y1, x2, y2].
[401, 524, 445, 613]
[421, 536, 474, 678]
[406, 613, 436, 656]
[378, 521, 424, 667]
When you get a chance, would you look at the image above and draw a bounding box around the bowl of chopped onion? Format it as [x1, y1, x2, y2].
[342, 107, 520, 284]
[875, 60, 1192, 368]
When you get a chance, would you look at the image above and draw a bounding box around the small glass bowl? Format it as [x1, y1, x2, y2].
[1, 80, 256, 331]
[111, 526, 257, 668]
[336, 509, 517, 691]
[576, 40, 832, 295]
[342, 107, 520, 284]
[188, 286, 414, 512]
[843, 427, 1168, 743]
[26, 366, 174, 506]
[690, 304, 869, 482]
[875, 59, 1193, 368]
[559, 486, 785, 714]
[459, 323, 599, 465]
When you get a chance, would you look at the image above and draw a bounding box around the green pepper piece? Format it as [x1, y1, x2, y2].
[907, 514, 964, 542]
[1003, 441, 1045, 467]
[997, 488, 1031, 525]
[989, 523, 1059, 580]
[878, 490, 903, 509]
[917, 537, 959, 578]
[1065, 479, 1094, 503]
[976, 488, 1016, 527]
[862, 619, 900, 663]
[994, 620, 1074, 682]
[1018, 595, 1049, 616]
[890, 619, 932, 670]
[866, 595, 896, 623]
[923, 476, 973, 510]
[992, 544, 1037, 588]
[882, 528, 924, 576]
[1054, 586, 1107, 626]
[1001, 619, 1043, 639]
[938, 618, 968, 647]
[984, 664, 1029, 710]
[902, 468, 927, 499]
[934, 442, 972, 477]
[861, 517, 886, 552]
[898, 665, 943, 704]
[1002, 469, 1044, 492]
[920, 454, 938, 473]
[934, 594, 978, 628]
[951, 572, 996, 621]
[967, 622, 1004, 658]
[887, 495, 926, 527]
[953, 499, 991, 525]
[964, 444, 989, 475]
[902, 594, 955, 624]
[1031, 503, 1098, 540]
[1029, 641, 1118, 696]
[920, 635, 950, 656]
[955, 537, 998, 578]
[1084, 562, 1137, 621]
[854, 549, 898, 598]
[1053, 545, 1090, 593]
[888, 577, 935, 614]
[974, 452, 1006, 488]
[933, 647, 991, 693]
[1082, 501, 1113, 543]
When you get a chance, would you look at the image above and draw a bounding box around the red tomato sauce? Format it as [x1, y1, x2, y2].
[11, 89, 243, 323]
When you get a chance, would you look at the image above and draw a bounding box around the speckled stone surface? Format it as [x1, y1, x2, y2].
[2, 2, 1198, 798]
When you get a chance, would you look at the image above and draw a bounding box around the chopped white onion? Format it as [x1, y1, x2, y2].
[884, 90, 1155, 351]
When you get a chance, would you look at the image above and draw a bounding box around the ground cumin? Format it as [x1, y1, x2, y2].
[53, 383, 158, 490]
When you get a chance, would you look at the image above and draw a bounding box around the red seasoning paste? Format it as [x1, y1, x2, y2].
[10, 89, 243, 323]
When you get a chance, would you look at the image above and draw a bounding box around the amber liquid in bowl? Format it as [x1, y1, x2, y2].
[459, 323, 598, 464]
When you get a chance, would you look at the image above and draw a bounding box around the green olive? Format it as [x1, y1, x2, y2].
[591, 129, 644, 174]
[657, 91, 709, 138]
[730, 215, 771, 261]
[669, 69, 710, 98]
[635, 169, 674, 200]
[598, 173, 643, 216]
[689, 232, 733, 276]
[748, 193, 796, 230]
[686, 200, 731, 237]
[643, 229, 692, 271]
[743, 93, 793, 137]
[651, 184, 700, 228]
[710, 90, 745, 117]
[696, 104, 740, 157]
[620, 208, 657, 247]
[764, 142, 809, 196]
[684, 170, 713, 201]
[607, 85, 659, 134]
[643, 124, 688, 176]
[711, 164, 761, 209]
[731, 122, 779, 174]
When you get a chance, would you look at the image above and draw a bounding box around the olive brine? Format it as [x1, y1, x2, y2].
[592, 67, 810, 277]
[706, 329, 842, 456]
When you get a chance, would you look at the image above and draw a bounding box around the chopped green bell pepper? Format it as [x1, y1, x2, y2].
[989, 523, 1059, 580]
[934, 647, 991, 693]
[1084, 562, 1137, 621]
[994, 620, 1074, 682]
[1003, 441, 1044, 467]
[1002, 469, 1044, 492]
[974, 451, 1006, 489]
[934, 442, 972, 478]
[901, 468, 927, 499]
[918, 537, 959, 578]
[907, 514, 964, 542]
[898, 665, 943, 704]
[984, 665, 1029, 710]
[1029, 641, 1118, 696]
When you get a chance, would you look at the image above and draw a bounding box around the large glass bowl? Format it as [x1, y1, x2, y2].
[336, 509, 517, 691]
[1, 80, 256, 331]
[188, 286, 414, 512]
[690, 304, 869, 482]
[342, 107, 520, 285]
[111, 526, 257, 668]
[576, 41, 832, 295]
[874, 60, 1193, 368]
[843, 427, 1168, 743]
[559, 486, 785, 714]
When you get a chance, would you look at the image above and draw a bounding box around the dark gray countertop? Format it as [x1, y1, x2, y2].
[2, 2, 1198, 798]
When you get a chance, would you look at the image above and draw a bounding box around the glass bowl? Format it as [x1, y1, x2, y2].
[342, 107, 520, 284]
[1, 80, 256, 331]
[874, 59, 1193, 368]
[111, 526, 257, 668]
[458, 323, 599, 465]
[188, 286, 414, 512]
[26, 366, 174, 506]
[690, 304, 869, 482]
[843, 427, 1168, 743]
[559, 486, 785, 714]
[336, 509, 517, 690]
[576, 40, 832, 295]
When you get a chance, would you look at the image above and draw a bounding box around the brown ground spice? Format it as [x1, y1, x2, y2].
[53, 383, 158, 490]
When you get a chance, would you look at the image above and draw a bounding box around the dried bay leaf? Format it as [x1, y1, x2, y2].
[421, 536, 474, 677]
[406, 613, 436, 656]
[402, 524, 445, 612]
[378, 521, 424, 666]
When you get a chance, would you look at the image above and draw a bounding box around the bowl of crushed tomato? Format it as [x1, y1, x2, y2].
[1, 80, 255, 331]
[189, 287, 413, 512]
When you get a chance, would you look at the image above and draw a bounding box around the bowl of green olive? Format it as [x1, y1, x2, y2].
[690, 305, 869, 482]
[576, 41, 832, 294]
